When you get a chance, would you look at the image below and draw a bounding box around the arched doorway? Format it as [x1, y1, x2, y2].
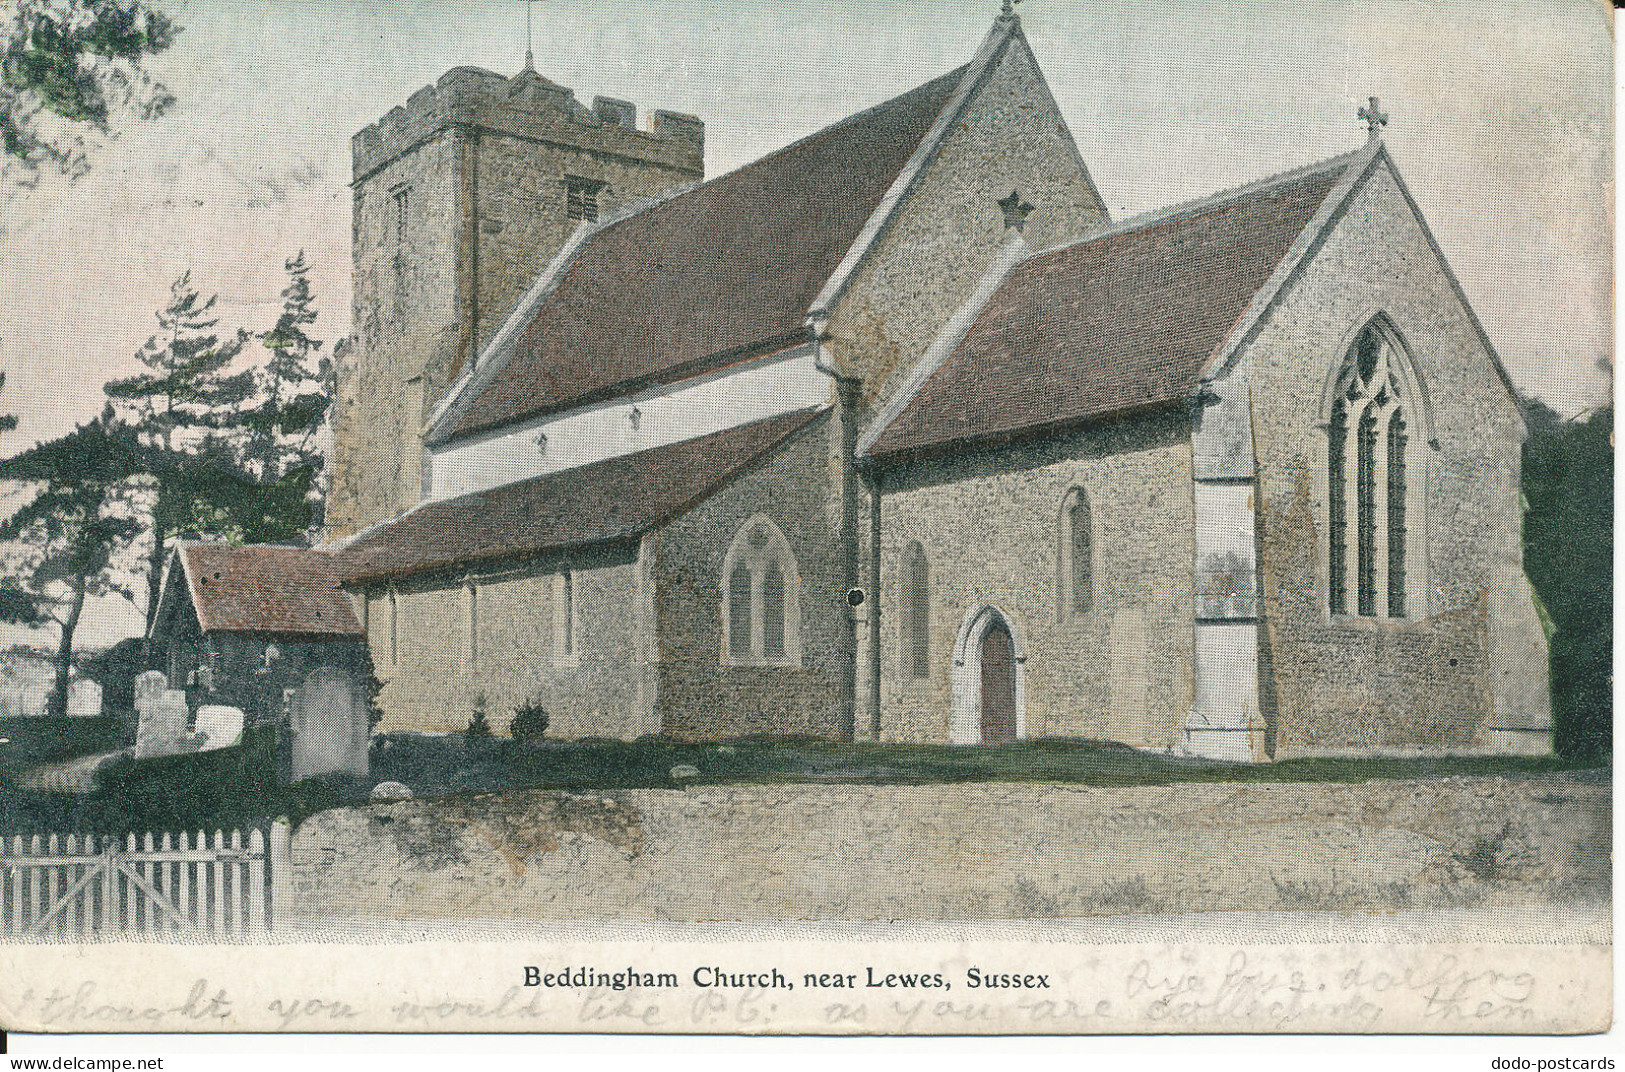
[949, 604, 1027, 745]
[980, 620, 1017, 744]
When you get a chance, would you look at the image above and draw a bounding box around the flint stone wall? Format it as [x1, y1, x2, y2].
[1243, 157, 1552, 755]
[289, 774, 1608, 923]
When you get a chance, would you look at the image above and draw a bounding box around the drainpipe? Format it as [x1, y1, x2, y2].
[807, 315, 864, 741]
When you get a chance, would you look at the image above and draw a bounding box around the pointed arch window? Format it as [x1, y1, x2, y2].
[900, 541, 930, 679]
[722, 516, 801, 666]
[1058, 487, 1093, 617]
[554, 570, 578, 663]
[1327, 319, 1422, 620]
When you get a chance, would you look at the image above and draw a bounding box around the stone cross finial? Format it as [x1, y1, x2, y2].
[523, 0, 537, 72]
[999, 190, 1034, 232]
[1358, 96, 1389, 139]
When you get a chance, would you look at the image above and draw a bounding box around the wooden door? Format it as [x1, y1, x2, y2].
[980, 621, 1017, 745]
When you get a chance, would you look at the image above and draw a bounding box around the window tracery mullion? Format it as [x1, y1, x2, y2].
[1356, 402, 1379, 616]
[1341, 407, 1362, 617]
[749, 560, 766, 660]
[1371, 402, 1396, 618]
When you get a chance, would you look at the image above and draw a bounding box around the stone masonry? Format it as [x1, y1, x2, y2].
[289, 773, 1609, 923]
[365, 541, 653, 739]
[329, 67, 704, 539]
[873, 410, 1195, 746]
[1242, 158, 1551, 756]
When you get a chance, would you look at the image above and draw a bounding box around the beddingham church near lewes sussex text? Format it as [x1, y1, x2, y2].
[149, 3, 1553, 763]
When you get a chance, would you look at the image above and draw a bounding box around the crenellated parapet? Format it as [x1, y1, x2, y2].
[353, 65, 704, 184]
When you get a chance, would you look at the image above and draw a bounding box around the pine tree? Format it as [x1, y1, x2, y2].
[0, 370, 17, 438]
[0, 416, 145, 716]
[104, 271, 252, 629]
[241, 251, 335, 533]
[1, 0, 179, 187]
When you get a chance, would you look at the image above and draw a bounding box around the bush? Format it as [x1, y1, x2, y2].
[0, 716, 128, 783]
[78, 637, 148, 715]
[509, 698, 550, 742]
[1522, 400, 1613, 760]
[465, 693, 492, 741]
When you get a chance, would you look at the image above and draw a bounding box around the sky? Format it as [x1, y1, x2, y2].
[0, 0, 1614, 648]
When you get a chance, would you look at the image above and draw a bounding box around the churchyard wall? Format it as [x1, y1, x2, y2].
[872, 410, 1196, 746]
[288, 773, 1608, 922]
[1243, 157, 1550, 756]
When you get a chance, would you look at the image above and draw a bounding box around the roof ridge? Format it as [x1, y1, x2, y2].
[425, 64, 974, 449]
[685, 64, 970, 193]
[808, 17, 1019, 320]
[342, 406, 832, 585]
[1025, 142, 1375, 261]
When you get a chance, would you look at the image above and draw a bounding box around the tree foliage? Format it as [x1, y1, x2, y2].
[104, 270, 251, 452]
[0, 415, 146, 716]
[103, 271, 252, 627]
[1520, 398, 1612, 761]
[0, 370, 17, 438]
[239, 250, 336, 533]
[1, 0, 178, 186]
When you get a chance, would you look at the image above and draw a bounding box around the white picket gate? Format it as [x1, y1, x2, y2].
[0, 821, 291, 938]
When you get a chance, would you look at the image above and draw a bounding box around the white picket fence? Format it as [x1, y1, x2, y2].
[0, 822, 291, 938]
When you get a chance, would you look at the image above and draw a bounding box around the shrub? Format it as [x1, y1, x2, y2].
[465, 693, 492, 741]
[509, 698, 550, 742]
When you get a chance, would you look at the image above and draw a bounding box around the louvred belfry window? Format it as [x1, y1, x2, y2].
[1327, 321, 1418, 620]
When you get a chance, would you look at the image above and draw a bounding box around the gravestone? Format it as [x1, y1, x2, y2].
[193, 705, 245, 751]
[134, 672, 190, 758]
[66, 678, 102, 718]
[18, 683, 48, 717]
[290, 667, 370, 779]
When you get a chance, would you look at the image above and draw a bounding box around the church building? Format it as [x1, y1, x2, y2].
[155, 6, 1552, 761]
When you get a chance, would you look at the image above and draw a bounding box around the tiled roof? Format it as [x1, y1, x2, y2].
[865, 157, 1354, 459]
[441, 66, 968, 443]
[340, 408, 829, 584]
[179, 544, 363, 637]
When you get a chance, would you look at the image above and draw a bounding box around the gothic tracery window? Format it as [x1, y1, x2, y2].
[1327, 320, 1417, 620]
[722, 517, 800, 666]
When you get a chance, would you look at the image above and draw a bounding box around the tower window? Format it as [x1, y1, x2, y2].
[564, 176, 604, 222]
[392, 186, 410, 243]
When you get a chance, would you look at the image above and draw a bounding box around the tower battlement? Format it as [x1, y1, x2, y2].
[353, 65, 704, 183]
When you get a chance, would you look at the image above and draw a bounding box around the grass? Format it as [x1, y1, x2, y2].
[0, 715, 129, 784]
[368, 734, 1597, 797]
[0, 730, 1603, 838]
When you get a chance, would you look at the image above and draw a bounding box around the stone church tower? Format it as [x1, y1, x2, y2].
[327, 63, 705, 539]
